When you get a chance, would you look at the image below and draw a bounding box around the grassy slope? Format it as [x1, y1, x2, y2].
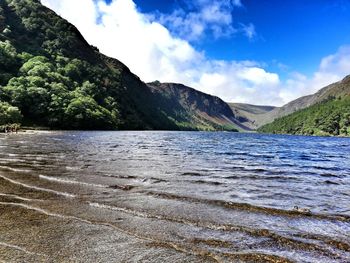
[228, 103, 276, 130]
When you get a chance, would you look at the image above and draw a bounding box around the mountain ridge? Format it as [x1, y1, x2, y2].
[147, 81, 248, 131]
[258, 75, 350, 136]
[257, 75, 350, 127]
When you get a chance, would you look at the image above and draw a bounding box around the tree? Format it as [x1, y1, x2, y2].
[0, 101, 22, 125]
[4, 76, 50, 120]
[64, 96, 117, 129]
[20, 56, 53, 77]
[0, 40, 19, 74]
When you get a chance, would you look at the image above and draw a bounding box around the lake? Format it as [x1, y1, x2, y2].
[0, 131, 349, 262]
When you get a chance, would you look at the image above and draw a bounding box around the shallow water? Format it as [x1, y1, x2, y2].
[0, 131, 349, 262]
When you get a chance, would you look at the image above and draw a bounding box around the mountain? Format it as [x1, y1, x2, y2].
[229, 74, 350, 131]
[0, 0, 240, 131]
[258, 75, 350, 127]
[228, 103, 276, 130]
[148, 81, 244, 131]
[258, 75, 350, 136]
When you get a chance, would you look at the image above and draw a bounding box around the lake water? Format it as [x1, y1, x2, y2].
[0, 131, 349, 262]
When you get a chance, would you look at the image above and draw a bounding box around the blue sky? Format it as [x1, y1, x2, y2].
[133, 0, 350, 79]
[42, 0, 350, 105]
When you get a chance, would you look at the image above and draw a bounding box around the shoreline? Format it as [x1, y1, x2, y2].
[1, 127, 349, 138]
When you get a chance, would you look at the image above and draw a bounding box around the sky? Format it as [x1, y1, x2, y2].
[40, 0, 350, 106]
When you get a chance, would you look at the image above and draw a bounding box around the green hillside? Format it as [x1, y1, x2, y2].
[0, 0, 239, 131]
[256, 75, 350, 128]
[258, 97, 350, 136]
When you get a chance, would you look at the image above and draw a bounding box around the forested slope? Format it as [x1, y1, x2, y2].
[258, 97, 350, 136]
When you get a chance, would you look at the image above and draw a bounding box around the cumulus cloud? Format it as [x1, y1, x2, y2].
[279, 46, 350, 103]
[155, 0, 249, 41]
[41, 0, 349, 106]
[193, 62, 281, 104]
[319, 46, 350, 75]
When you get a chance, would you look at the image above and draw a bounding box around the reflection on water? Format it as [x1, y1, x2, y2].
[0, 131, 349, 262]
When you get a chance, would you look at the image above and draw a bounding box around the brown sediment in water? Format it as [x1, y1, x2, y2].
[147, 241, 294, 263]
[190, 238, 233, 248]
[1, 193, 342, 262]
[145, 191, 350, 222]
[108, 184, 135, 191]
[0, 201, 204, 261]
[88, 200, 349, 257]
[295, 233, 350, 252]
[1, 170, 349, 262]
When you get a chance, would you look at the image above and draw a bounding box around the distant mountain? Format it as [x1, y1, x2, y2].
[228, 103, 276, 130]
[258, 75, 350, 127]
[147, 82, 249, 131]
[0, 0, 239, 131]
[258, 75, 350, 136]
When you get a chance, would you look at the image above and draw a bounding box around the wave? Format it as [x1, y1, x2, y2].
[319, 173, 346, 178]
[224, 174, 299, 181]
[324, 180, 341, 185]
[31, 203, 303, 261]
[0, 201, 217, 261]
[0, 165, 32, 173]
[188, 180, 223, 186]
[108, 184, 135, 191]
[0, 200, 346, 261]
[293, 233, 350, 253]
[145, 191, 350, 222]
[0, 174, 75, 198]
[102, 174, 138, 180]
[134, 177, 167, 184]
[0, 202, 91, 226]
[0, 193, 42, 202]
[0, 158, 25, 163]
[89, 202, 155, 219]
[39, 175, 138, 191]
[88, 202, 345, 256]
[65, 166, 80, 171]
[181, 172, 203, 177]
[301, 165, 341, 172]
[0, 201, 67, 218]
[39, 175, 106, 188]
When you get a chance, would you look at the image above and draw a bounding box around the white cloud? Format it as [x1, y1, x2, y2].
[240, 23, 256, 40]
[279, 46, 350, 104]
[238, 67, 279, 85]
[319, 46, 350, 75]
[40, 0, 350, 106]
[192, 62, 281, 105]
[156, 0, 244, 41]
[41, 0, 97, 28]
